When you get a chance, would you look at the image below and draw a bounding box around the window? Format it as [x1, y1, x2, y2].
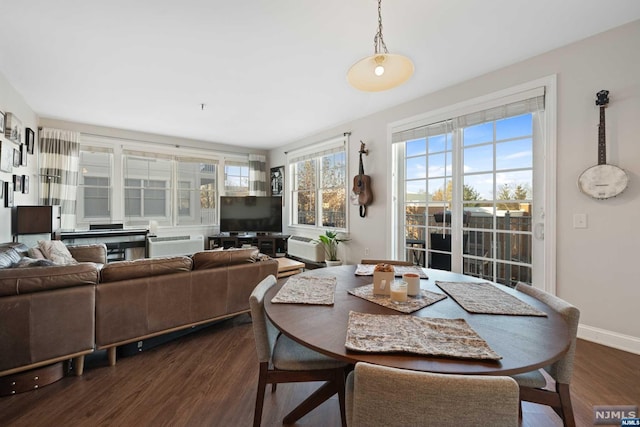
[78, 149, 112, 224]
[289, 136, 347, 230]
[76, 136, 255, 229]
[224, 162, 249, 195]
[123, 154, 172, 226]
[83, 177, 110, 217]
[393, 83, 553, 288]
[176, 159, 218, 225]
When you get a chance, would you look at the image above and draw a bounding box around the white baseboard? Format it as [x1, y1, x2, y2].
[578, 324, 640, 355]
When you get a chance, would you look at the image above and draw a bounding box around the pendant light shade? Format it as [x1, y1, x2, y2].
[347, 0, 414, 92]
[347, 53, 414, 92]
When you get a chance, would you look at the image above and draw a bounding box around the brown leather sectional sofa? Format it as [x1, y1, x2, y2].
[0, 242, 278, 379]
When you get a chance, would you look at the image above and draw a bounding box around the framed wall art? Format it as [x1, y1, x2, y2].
[4, 181, 14, 208]
[0, 141, 12, 172]
[20, 144, 27, 166]
[13, 148, 20, 167]
[270, 166, 284, 197]
[25, 127, 35, 154]
[13, 174, 21, 193]
[22, 175, 29, 194]
[5, 112, 23, 144]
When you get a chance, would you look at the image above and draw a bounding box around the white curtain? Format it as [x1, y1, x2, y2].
[248, 153, 267, 196]
[38, 128, 80, 229]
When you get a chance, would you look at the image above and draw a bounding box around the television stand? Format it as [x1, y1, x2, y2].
[208, 233, 290, 256]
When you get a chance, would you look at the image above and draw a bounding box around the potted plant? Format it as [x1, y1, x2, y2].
[315, 230, 349, 266]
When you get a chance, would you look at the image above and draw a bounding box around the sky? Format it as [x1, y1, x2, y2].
[404, 114, 534, 201]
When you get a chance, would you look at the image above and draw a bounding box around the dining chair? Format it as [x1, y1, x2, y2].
[512, 282, 580, 427]
[249, 274, 348, 427]
[346, 362, 520, 427]
[360, 259, 414, 266]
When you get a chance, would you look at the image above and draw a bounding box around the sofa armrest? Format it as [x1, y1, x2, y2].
[68, 244, 108, 264]
[0, 285, 95, 374]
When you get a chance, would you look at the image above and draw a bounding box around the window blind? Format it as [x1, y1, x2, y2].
[287, 135, 346, 163]
[392, 88, 545, 143]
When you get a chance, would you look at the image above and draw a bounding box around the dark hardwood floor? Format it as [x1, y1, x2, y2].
[1, 314, 638, 427]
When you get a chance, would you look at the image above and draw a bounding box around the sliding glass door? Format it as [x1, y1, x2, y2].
[392, 83, 553, 288]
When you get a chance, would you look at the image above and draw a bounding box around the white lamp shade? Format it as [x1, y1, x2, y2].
[347, 53, 414, 92]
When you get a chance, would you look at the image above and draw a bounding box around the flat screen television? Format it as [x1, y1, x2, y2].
[220, 196, 283, 234]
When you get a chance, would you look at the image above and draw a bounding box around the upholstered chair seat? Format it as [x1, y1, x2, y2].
[512, 282, 580, 427]
[249, 274, 348, 427]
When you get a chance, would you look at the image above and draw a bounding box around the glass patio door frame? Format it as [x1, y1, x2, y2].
[389, 76, 557, 292]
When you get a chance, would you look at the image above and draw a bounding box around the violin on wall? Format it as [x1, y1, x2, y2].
[352, 141, 373, 217]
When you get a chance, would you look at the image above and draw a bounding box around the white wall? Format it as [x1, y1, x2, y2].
[271, 20, 640, 353]
[0, 73, 40, 242]
[38, 118, 264, 157]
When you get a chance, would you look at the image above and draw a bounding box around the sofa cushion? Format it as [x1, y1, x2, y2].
[28, 247, 46, 259]
[100, 256, 193, 283]
[0, 248, 22, 269]
[191, 248, 260, 270]
[39, 240, 78, 265]
[0, 242, 29, 256]
[68, 244, 108, 264]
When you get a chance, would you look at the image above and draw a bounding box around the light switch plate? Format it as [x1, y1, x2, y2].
[573, 213, 587, 229]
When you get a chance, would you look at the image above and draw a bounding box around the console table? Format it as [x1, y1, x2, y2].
[275, 257, 305, 278]
[208, 233, 290, 257]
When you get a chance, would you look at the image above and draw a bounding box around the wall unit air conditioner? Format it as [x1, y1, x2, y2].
[287, 236, 324, 263]
[147, 235, 204, 258]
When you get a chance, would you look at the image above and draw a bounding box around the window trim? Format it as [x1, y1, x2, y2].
[77, 133, 252, 229]
[388, 76, 557, 293]
[286, 134, 349, 232]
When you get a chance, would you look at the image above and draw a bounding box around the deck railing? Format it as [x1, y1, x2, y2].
[404, 212, 532, 287]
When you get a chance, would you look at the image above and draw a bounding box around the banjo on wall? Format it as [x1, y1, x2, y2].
[578, 90, 629, 199]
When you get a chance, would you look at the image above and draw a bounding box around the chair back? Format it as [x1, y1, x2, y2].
[347, 362, 519, 427]
[515, 282, 580, 384]
[360, 259, 413, 266]
[249, 275, 279, 363]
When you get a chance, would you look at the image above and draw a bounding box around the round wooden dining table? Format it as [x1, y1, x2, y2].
[264, 265, 571, 376]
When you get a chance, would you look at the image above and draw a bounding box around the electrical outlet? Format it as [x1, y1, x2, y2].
[364, 247, 370, 256]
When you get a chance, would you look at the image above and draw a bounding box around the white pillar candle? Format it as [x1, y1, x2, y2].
[390, 281, 408, 303]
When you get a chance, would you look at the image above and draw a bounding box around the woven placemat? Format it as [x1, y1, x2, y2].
[271, 275, 336, 305]
[435, 281, 547, 316]
[345, 311, 501, 360]
[348, 284, 446, 314]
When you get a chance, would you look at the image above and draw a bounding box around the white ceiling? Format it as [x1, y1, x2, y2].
[1, 1, 640, 150]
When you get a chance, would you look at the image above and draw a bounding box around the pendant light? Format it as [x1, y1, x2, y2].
[347, 0, 414, 92]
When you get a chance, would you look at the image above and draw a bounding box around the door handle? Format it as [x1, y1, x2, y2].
[534, 223, 544, 240]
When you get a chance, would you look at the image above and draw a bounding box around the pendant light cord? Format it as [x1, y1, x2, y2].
[374, 0, 389, 54]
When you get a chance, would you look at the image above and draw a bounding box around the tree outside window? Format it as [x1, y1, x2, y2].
[290, 141, 346, 230]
